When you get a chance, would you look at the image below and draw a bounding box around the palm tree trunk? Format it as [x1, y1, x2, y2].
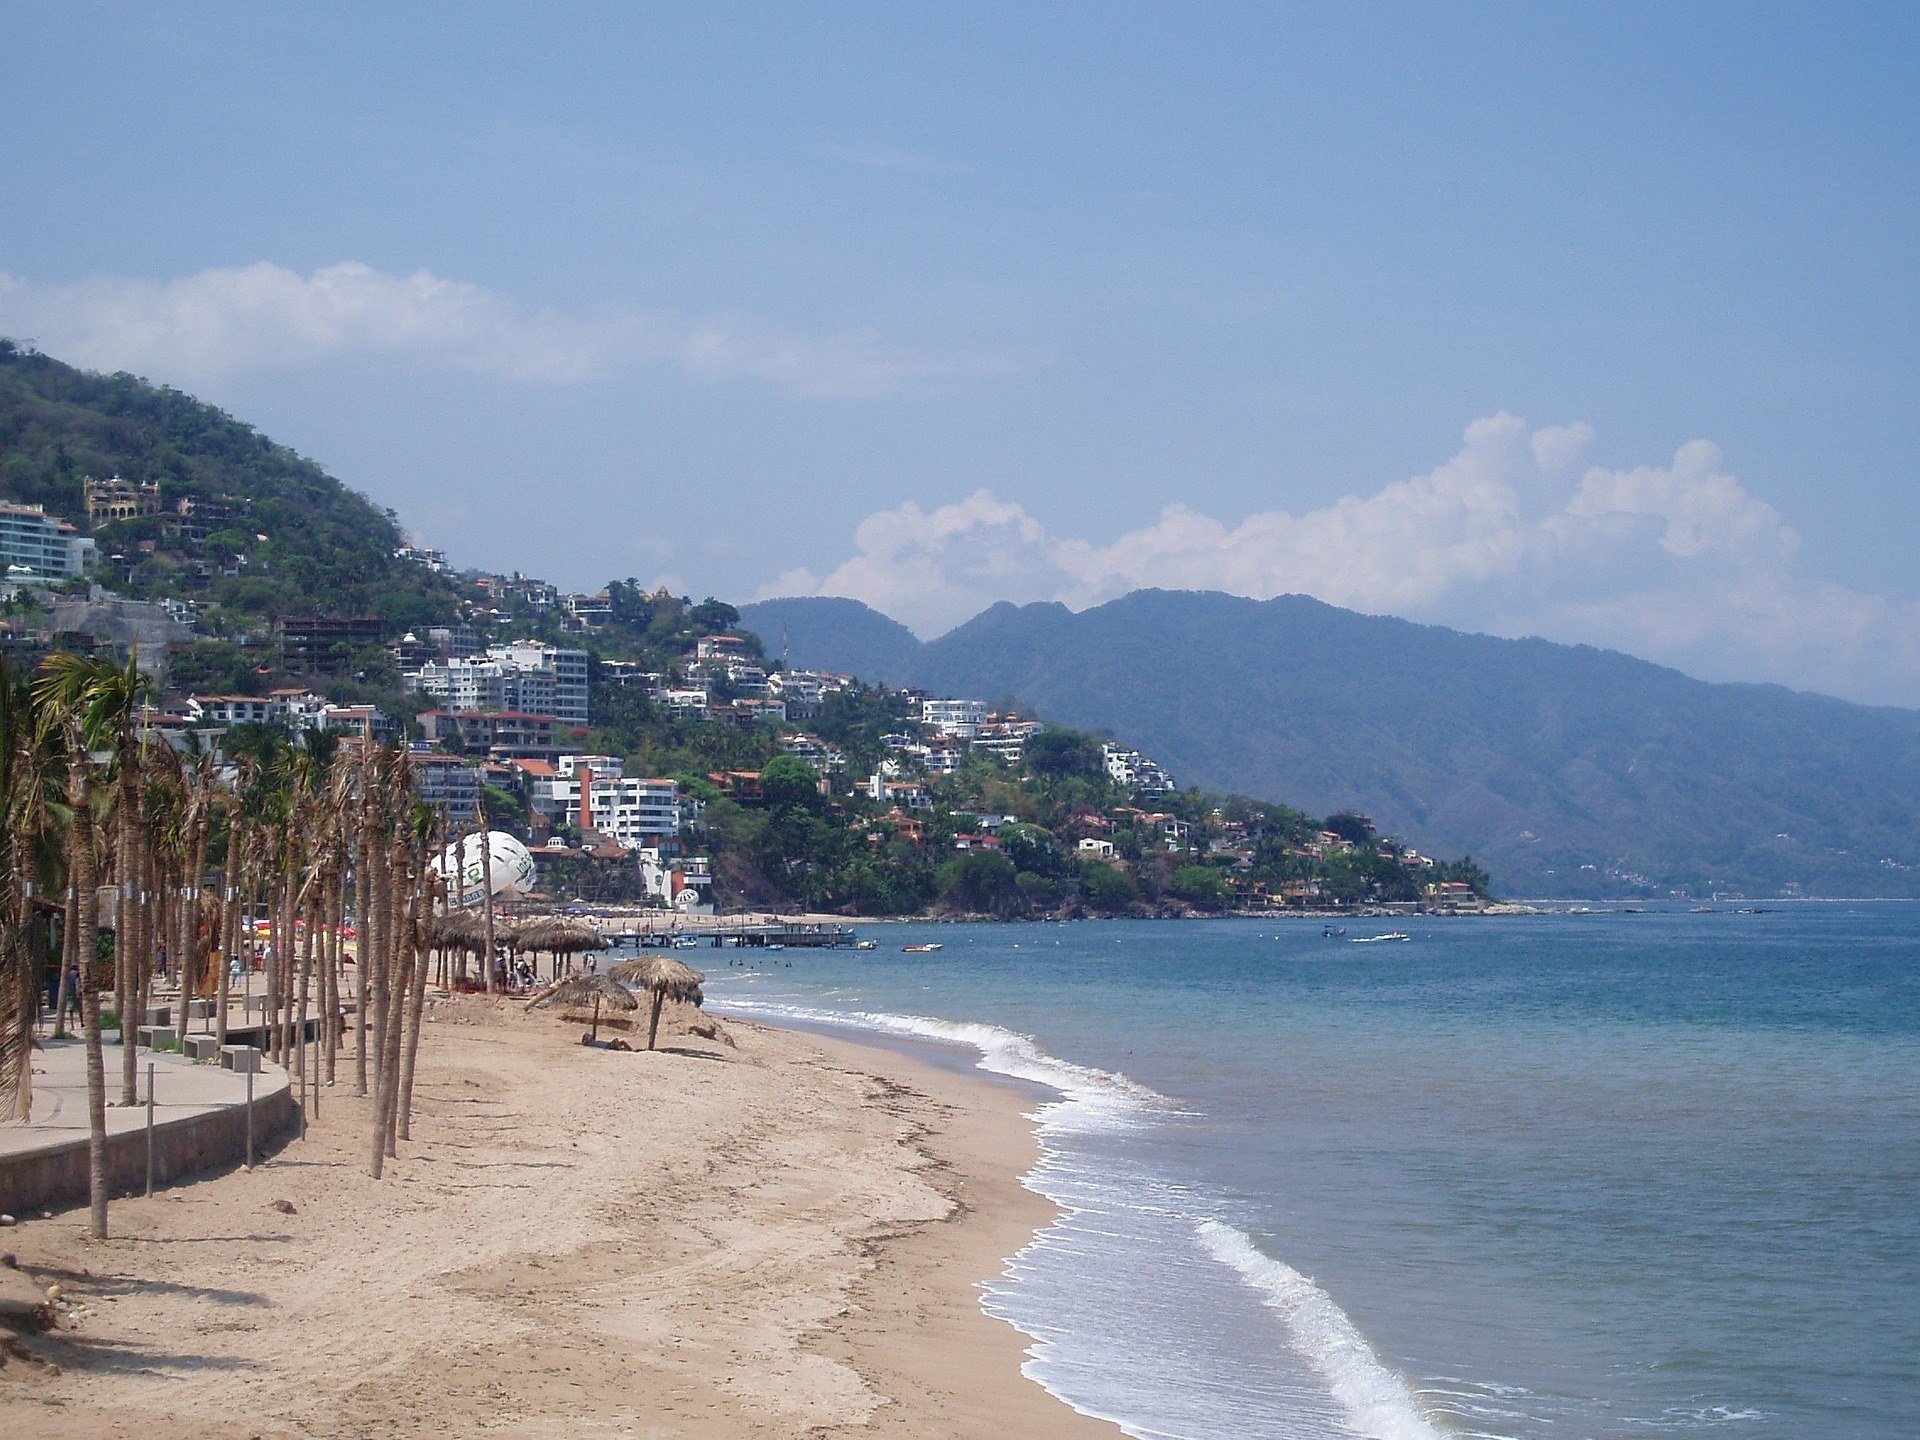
[354, 831, 372, 1096]
[478, 824, 497, 995]
[648, 989, 665, 1050]
[70, 769, 108, 1238]
[215, 829, 241, 1051]
[52, 885, 75, 1040]
[116, 804, 138, 1107]
[324, 871, 344, 1084]
[397, 858, 432, 1142]
[177, 820, 208, 1049]
[366, 834, 392, 1177]
[378, 841, 411, 1160]
[295, 894, 316, 1075]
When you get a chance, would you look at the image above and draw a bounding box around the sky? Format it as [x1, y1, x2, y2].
[3, 4, 1918, 704]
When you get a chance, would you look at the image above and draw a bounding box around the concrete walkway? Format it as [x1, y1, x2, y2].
[0, 1030, 296, 1214]
[0, 1037, 277, 1158]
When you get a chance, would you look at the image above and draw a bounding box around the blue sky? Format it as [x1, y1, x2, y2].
[4, 4, 1918, 702]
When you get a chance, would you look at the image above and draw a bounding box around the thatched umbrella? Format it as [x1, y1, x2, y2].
[608, 954, 705, 1050]
[528, 972, 636, 1043]
[513, 918, 610, 981]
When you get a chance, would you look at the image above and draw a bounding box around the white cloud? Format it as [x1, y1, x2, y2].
[0, 261, 1010, 398]
[769, 415, 1920, 708]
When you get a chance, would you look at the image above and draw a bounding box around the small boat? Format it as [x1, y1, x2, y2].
[1350, 931, 1410, 944]
[854, 939, 878, 950]
[902, 943, 944, 953]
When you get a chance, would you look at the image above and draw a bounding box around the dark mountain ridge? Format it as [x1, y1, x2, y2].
[739, 589, 1920, 899]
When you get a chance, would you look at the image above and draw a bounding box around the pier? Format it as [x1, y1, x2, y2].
[610, 920, 860, 950]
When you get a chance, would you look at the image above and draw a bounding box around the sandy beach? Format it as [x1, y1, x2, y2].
[0, 996, 1122, 1439]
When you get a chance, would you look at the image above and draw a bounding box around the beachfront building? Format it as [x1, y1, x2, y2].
[638, 847, 714, 913]
[543, 755, 686, 850]
[0, 501, 97, 579]
[921, 697, 988, 738]
[1102, 742, 1176, 795]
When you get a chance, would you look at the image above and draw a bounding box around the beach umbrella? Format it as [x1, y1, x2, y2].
[513, 917, 610, 981]
[529, 972, 636, 1043]
[607, 954, 705, 1050]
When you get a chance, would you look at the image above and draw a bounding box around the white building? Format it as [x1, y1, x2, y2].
[488, 641, 588, 727]
[1102, 743, 1176, 795]
[921, 698, 989, 738]
[186, 695, 282, 727]
[411, 642, 589, 728]
[0, 502, 96, 578]
[546, 756, 684, 850]
[660, 687, 710, 713]
[868, 773, 933, 810]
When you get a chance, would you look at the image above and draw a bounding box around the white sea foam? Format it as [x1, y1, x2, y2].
[1196, 1220, 1445, 1440]
[713, 995, 1165, 1134]
[715, 987, 1456, 1440]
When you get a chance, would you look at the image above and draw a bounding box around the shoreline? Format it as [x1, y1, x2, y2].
[0, 995, 1121, 1439]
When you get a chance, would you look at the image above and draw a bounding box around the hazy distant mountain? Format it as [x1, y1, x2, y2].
[744, 594, 923, 680]
[739, 590, 1920, 899]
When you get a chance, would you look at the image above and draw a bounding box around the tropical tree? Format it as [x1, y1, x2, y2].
[35, 652, 149, 1237]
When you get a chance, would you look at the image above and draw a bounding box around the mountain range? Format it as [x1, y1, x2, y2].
[740, 590, 1920, 899]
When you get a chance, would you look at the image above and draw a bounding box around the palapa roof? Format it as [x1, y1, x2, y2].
[513, 917, 611, 954]
[607, 954, 705, 1004]
[533, 973, 638, 1013]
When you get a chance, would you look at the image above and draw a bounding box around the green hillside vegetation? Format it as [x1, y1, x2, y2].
[582, 680, 1489, 917]
[0, 341, 463, 633]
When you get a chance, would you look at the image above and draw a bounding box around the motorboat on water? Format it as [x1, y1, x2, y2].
[902, 943, 944, 953]
[1350, 931, 1410, 944]
[854, 939, 878, 950]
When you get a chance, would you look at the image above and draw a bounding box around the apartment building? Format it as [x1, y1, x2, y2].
[921, 697, 989, 738]
[0, 502, 97, 578]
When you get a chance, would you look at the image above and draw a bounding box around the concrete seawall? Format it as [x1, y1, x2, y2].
[0, 1059, 299, 1217]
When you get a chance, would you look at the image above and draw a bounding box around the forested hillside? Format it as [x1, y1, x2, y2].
[740, 590, 1920, 899]
[0, 340, 463, 632]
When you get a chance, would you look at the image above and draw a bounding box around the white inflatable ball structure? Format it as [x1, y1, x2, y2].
[434, 832, 537, 906]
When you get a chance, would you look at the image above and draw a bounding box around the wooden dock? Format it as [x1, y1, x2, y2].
[611, 921, 859, 950]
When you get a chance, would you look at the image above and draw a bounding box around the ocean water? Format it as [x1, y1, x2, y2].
[703, 908, 1920, 1439]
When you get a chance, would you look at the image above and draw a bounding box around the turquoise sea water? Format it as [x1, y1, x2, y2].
[703, 907, 1919, 1440]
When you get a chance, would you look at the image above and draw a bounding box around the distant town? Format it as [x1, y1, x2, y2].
[0, 471, 1493, 918]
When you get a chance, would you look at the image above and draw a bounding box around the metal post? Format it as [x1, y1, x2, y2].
[144, 1062, 156, 1197]
[245, 1065, 255, 1169]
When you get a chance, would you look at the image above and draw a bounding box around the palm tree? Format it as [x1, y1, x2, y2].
[0, 658, 66, 1122]
[34, 655, 127, 1238]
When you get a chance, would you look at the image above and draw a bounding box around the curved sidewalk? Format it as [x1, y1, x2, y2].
[0, 1036, 297, 1216]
